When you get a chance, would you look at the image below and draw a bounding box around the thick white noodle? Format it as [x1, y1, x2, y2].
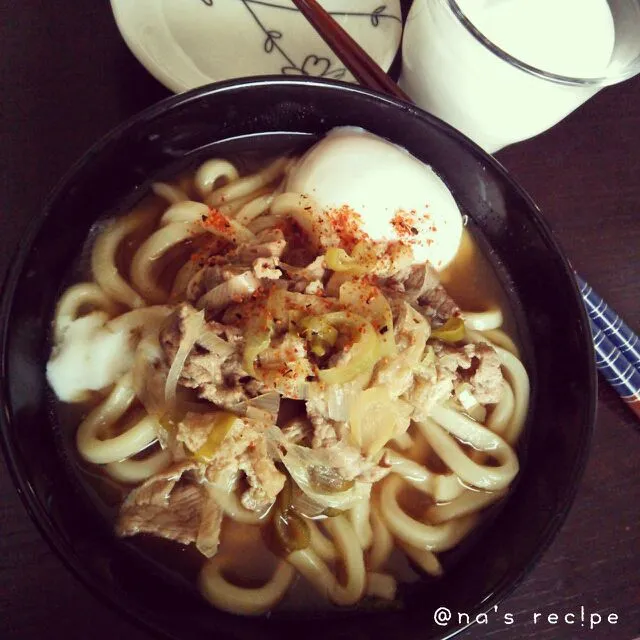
[105, 305, 172, 336]
[380, 475, 478, 552]
[349, 500, 373, 550]
[487, 380, 515, 437]
[308, 521, 338, 562]
[160, 200, 209, 226]
[207, 485, 267, 525]
[199, 556, 295, 616]
[288, 515, 365, 605]
[246, 213, 282, 235]
[368, 503, 394, 571]
[194, 159, 239, 199]
[53, 283, 118, 342]
[480, 328, 520, 357]
[383, 449, 465, 502]
[91, 208, 156, 309]
[427, 487, 508, 524]
[391, 432, 414, 451]
[206, 157, 289, 207]
[462, 309, 503, 331]
[105, 448, 171, 483]
[235, 192, 275, 226]
[151, 182, 189, 204]
[270, 192, 339, 250]
[420, 409, 519, 491]
[170, 260, 201, 301]
[76, 373, 159, 464]
[215, 188, 271, 217]
[130, 223, 195, 304]
[366, 572, 397, 600]
[398, 541, 443, 577]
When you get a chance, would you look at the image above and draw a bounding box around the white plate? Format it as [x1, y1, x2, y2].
[111, 0, 403, 93]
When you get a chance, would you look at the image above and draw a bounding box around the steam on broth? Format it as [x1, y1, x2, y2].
[47, 132, 529, 615]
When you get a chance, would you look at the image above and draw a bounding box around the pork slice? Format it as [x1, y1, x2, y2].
[387, 262, 460, 323]
[116, 460, 223, 557]
[252, 256, 281, 280]
[305, 391, 339, 449]
[186, 263, 251, 304]
[408, 341, 504, 419]
[257, 333, 314, 398]
[281, 255, 326, 289]
[406, 370, 456, 422]
[304, 392, 390, 483]
[392, 263, 440, 299]
[281, 416, 313, 446]
[235, 228, 287, 262]
[190, 349, 269, 409]
[420, 293, 460, 324]
[259, 332, 309, 368]
[312, 419, 340, 449]
[239, 436, 286, 511]
[160, 304, 267, 411]
[371, 359, 415, 400]
[434, 342, 503, 403]
[161, 304, 242, 357]
[193, 352, 258, 408]
[197, 485, 225, 557]
[418, 264, 460, 323]
[433, 342, 474, 375]
[186, 264, 224, 303]
[371, 301, 428, 399]
[316, 441, 391, 484]
[302, 280, 324, 295]
[176, 412, 214, 453]
[468, 342, 503, 404]
[204, 418, 285, 512]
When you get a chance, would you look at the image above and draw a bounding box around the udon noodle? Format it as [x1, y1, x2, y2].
[47, 152, 529, 615]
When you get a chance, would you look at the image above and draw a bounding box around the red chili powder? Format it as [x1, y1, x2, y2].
[390, 209, 420, 238]
[328, 205, 369, 252]
[202, 208, 232, 232]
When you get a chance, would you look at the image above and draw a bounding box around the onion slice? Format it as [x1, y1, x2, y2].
[164, 309, 205, 406]
[196, 272, 259, 311]
[267, 427, 370, 511]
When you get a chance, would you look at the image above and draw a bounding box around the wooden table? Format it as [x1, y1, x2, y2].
[0, 3, 638, 639]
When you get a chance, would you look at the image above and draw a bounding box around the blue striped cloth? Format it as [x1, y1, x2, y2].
[577, 275, 640, 374]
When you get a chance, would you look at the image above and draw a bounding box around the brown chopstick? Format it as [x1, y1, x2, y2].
[291, 0, 411, 102]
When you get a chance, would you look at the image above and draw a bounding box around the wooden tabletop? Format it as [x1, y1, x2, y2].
[0, 3, 638, 640]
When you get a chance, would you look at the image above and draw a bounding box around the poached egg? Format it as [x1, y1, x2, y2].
[285, 128, 463, 269]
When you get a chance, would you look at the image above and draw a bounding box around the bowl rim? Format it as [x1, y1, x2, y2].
[0, 75, 597, 640]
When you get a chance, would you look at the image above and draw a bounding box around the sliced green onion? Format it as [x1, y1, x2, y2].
[299, 315, 338, 357]
[308, 465, 355, 493]
[316, 312, 380, 385]
[431, 316, 465, 343]
[324, 247, 368, 274]
[243, 313, 273, 377]
[194, 412, 241, 461]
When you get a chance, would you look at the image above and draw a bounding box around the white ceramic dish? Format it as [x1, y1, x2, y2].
[110, 0, 403, 93]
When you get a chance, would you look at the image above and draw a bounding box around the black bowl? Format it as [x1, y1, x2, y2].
[0, 77, 595, 640]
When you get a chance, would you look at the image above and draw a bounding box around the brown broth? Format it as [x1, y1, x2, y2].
[441, 225, 517, 338]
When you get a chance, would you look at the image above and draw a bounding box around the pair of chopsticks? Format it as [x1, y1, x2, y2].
[292, 0, 640, 421]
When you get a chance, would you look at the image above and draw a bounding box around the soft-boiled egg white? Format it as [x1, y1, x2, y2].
[285, 128, 463, 269]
